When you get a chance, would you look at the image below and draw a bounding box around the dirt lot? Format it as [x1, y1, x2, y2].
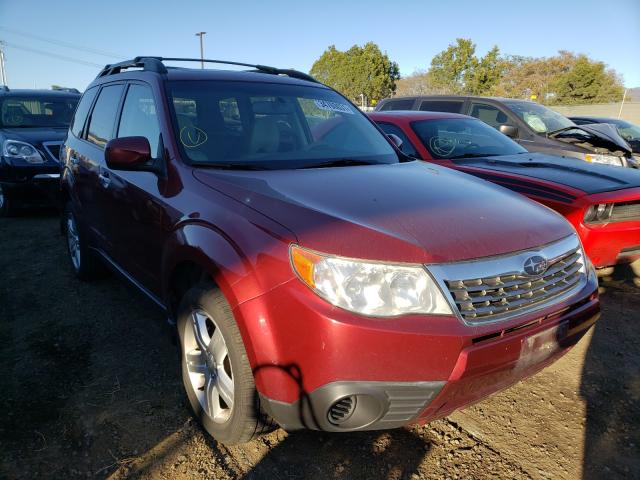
[1, 212, 639, 480]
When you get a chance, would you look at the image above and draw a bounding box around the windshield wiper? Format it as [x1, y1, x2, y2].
[197, 163, 267, 171]
[299, 159, 379, 169]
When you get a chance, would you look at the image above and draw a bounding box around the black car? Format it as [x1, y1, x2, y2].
[570, 116, 640, 161]
[0, 86, 80, 216]
[375, 95, 636, 169]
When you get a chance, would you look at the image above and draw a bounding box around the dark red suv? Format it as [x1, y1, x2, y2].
[61, 57, 600, 445]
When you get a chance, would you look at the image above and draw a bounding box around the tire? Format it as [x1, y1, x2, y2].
[177, 283, 272, 444]
[0, 183, 16, 217]
[63, 202, 105, 280]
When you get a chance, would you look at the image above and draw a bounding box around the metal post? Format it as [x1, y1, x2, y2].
[618, 88, 627, 119]
[0, 42, 7, 85]
[195, 32, 206, 69]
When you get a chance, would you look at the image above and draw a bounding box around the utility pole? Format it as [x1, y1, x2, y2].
[0, 41, 7, 86]
[195, 32, 206, 69]
[618, 88, 627, 119]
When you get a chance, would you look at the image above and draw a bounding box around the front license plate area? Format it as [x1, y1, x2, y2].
[515, 322, 568, 370]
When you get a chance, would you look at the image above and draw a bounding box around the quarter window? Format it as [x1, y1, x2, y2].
[118, 84, 161, 156]
[70, 87, 97, 138]
[86, 84, 125, 147]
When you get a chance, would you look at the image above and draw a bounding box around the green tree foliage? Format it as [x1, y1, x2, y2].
[310, 43, 400, 104]
[550, 55, 624, 104]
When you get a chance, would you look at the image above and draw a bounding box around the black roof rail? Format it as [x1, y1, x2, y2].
[96, 56, 319, 83]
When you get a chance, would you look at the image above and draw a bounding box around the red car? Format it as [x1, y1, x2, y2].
[370, 111, 640, 269]
[61, 57, 599, 445]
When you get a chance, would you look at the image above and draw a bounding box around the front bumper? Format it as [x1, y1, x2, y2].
[579, 221, 640, 267]
[234, 267, 599, 432]
[0, 161, 60, 207]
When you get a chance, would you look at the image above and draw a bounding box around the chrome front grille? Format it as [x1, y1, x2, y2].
[428, 235, 587, 325]
[610, 201, 640, 223]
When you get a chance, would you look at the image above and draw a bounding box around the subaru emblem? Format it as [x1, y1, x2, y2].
[523, 255, 548, 276]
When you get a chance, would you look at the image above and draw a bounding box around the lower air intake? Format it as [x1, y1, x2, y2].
[328, 396, 357, 425]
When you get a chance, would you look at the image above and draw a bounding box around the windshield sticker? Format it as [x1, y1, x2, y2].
[180, 126, 208, 148]
[313, 99, 354, 115]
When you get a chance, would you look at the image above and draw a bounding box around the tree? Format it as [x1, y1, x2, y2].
[310, 43, 400, 105]
[425, 39, 505, 95]
[551, 56, 624, 104]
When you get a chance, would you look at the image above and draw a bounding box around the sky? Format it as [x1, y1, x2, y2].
[1, 0, 639, 91]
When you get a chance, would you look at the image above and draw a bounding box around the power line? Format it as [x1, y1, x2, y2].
[0, 26, 124, 59]
[2, 42, 104, 68]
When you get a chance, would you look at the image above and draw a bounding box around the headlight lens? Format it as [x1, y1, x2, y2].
[290, 245, 453, 317]
[583, 153, 624, 167]
[2, 139, 45, 164]
[584, 203, 614, 223]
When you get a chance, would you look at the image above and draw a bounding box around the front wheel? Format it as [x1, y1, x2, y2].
[0, 184, 16, 217]
[177, 283, 272, 444]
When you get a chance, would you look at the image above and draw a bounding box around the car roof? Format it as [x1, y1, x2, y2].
[570, 116, 618, 122]
[380, 95, 536, 104]
[369, 110, 472, 121]
[91, 66, 328, 89]
[0, 89, 80, 98]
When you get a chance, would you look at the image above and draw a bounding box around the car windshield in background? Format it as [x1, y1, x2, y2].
[411, 118, 527, 159]
[608, 119, 640, 150]
[504, 100, 574, 134]
[167, 80, 398, 170]
[0, 96, 79, 128]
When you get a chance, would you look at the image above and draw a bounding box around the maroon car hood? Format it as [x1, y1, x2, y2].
[194, 162, 574, 264]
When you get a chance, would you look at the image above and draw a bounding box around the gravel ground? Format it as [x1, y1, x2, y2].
[0, 212, 638, 479]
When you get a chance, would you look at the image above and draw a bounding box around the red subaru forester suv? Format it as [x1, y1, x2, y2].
[61, 57, 599, 445]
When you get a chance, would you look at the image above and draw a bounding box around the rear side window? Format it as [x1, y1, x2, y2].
[71, 87, 97, 138]
[379, 99, 415, 111]
[419, 100, 464, 113]
[117, 84, 161, 157]
[376, 122, 420, 158]
[86, 84, 125, 147]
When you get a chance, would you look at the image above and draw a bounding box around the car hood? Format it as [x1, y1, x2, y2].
[455, 152, 640, 196]
[549, 123, 632, 155]
[193, 161, 574, 264]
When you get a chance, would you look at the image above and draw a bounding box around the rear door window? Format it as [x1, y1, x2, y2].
[469, 103, 510, 129]
[419, 100, 464, 113]
[86, 84, 125, 148]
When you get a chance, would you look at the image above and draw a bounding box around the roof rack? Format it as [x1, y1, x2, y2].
[96, 56, 318, 83]
[51, 86, 80, 93]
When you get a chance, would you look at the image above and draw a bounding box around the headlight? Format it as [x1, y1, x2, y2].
[584, 203, 614, 223]
[583, 153, 624, 167]
[290, 245, 453, 317]
[2, 139, 45, 164]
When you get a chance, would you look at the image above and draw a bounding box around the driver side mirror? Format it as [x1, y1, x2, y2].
[105, 136, 153, 171]
[387, 133, 404, 149]
[499, 125, 518, 139]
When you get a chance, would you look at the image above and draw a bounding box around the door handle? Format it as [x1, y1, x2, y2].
[98, 172, 111, 188]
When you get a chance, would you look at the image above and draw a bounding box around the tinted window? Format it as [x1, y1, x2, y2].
[167, 80, 398, 170]
[469, 103, 510, 129]
[419, 100, 464, 113]
[379, 99, 415, 111]
[87, 84, 125, 147]
[117, 84, 161, 156]
[71, 87, 97, 138]
[376, 122, 420, 158]
[1, 95, 78, 128]
[411, 118, 526, 159]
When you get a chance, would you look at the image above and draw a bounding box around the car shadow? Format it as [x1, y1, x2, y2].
[581, 262, 640, 479]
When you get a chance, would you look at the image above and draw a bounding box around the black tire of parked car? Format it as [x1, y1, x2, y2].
[63, 202, 106, 280]
[0, 184, 16, 217]
[177, 283, 274, 444]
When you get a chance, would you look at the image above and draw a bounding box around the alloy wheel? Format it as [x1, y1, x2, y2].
[183, 309, 234, 423]
[66, 212, 81, 271]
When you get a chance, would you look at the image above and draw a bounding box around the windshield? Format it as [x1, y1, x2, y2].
[0, 95, 79, 128]
[411, 118, 527, 159]
[504, 100, 574, 134]
[609, 119, 640, 146]
[167, 80, 398, 169]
